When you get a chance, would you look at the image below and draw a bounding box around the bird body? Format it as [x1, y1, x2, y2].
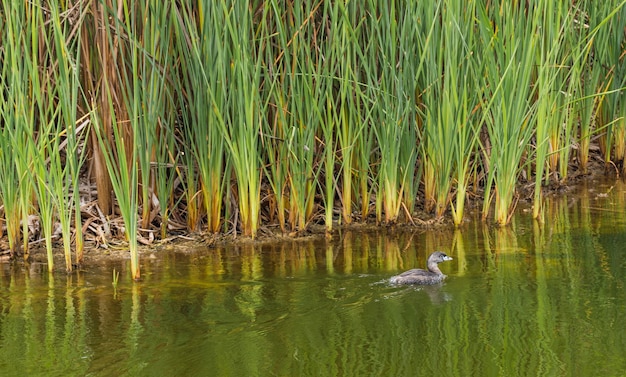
[390, 251, 453, 285]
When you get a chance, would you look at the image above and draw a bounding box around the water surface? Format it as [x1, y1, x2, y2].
[1, 177, 626, 376]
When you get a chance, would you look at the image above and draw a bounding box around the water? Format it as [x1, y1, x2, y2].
[2, 178, 626, 376]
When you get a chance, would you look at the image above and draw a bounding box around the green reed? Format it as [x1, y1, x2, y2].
[0, 130, 22, 259]
[93, 98, 140, 279]
[174, 1, 228, 234]
[418, 0, 448, 218]
[259, 2, 300, 231]
[93, 3, 141, 279]
[417, 0, 480, 224]
[2, 0, 626, 260]
[531, 0, 570, 220]
[33, 145, 55, 272]
[445, 0, 480, 226]
[596, 2, 626, 172]
[99, 0, 160, 279]
[200, 1, 265, 238]
[317, 2, 342, 232]
[50, 0, 88, 268]
[476, 2, 539, 226]
[327, 1, 369, 225]
[365, 1, 421, 224]
[0, 3, 18, 256]
[133, 0, 172, 235]
[576, 57, 602, 173]
[30, 57, 66, 271]
[0, 0, 40, 259]
[267, 1, 323, 231]
[320, 96, 336, 232]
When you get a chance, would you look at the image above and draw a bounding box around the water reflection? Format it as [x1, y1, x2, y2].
[1, 178, 626, 376]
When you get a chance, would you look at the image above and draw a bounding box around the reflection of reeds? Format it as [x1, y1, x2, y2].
[1, 0, 626, 264]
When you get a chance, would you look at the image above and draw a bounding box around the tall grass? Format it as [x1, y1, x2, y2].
[203, 1, 265, 238]
[531, 0, 571, 220]
[93, 98, 141, 280]
[174, 1, 227, 234]
[418, 0, 480, 225]
[50, 1, 88, 268]
[367, 1, 420, 224]
[266, 1, 324, 231]
[476, 2, 539, 226]
[330, 1, 368, 225]
[0, 0, 625, 264]
[89, 1, 139, 281]
[418, 0, 452, 219]
[596, 2, 626, 173]
[446, 1, 480, 227]
[0, 0, 38, 260]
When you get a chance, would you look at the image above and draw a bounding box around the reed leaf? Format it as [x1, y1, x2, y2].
[205, 1, 264, 238]
[476, 2, 538, 225]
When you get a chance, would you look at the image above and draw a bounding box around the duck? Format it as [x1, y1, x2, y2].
[389, 251, 453, 285]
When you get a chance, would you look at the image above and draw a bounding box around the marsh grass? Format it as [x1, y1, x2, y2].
[318, 1, 368, 226]
[476, 2, 540, 225]
[93, 102, 141, 279]
[0, 0, 39, 259]
[368, 1, 420, 224]
[1, 0, 626, 265]
[174, 0, 228, 234]
[531, 0, 573, 220]
[267, 1, 324, 231]
[203, 1, 266, 238]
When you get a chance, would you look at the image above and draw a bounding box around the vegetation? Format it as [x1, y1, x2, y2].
[0, 0, 624, 276]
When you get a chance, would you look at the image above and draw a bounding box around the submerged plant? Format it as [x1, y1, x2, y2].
[112, 268, 120, 288]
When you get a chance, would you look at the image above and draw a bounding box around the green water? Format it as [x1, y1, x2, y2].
[2, 178, 626, 376]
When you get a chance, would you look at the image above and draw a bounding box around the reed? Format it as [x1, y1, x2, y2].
[366, 1, 422, 223]
[0, 11, 19, 257]
[0, 0, 41, 259]
[448, 0, 480, 227]
[531, 0, 570, 220]
[90, 3, 141, 277]
[418, 0, 480, 225]
[418, 0, 450, 219]
[93, 96, 141, 279]
[602, 3, 626, 174]
[320, 102, 336, 232]
[170, 22, 202, 233]
[200, 1, 264, 238]
[133, 0, 168, 235]
[594, 2, 626, 166]
[332, 1, 366, 225]
[269, 1, 323, 231]
[2, 0, 626, 260]
[476, 2, 539, 226]
[173, 1, 228, 234]
[33, 143, 56, 272]
[97, 0, 158, 279]
[50, 0, 89, 268]
[0, 131, 23, 259]
[575, 58, 602, 173]
[316, 2, 338, 231]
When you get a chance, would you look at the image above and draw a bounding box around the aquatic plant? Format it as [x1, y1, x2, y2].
[0, 0, 625, 266]
[475, 2, 539, 226]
